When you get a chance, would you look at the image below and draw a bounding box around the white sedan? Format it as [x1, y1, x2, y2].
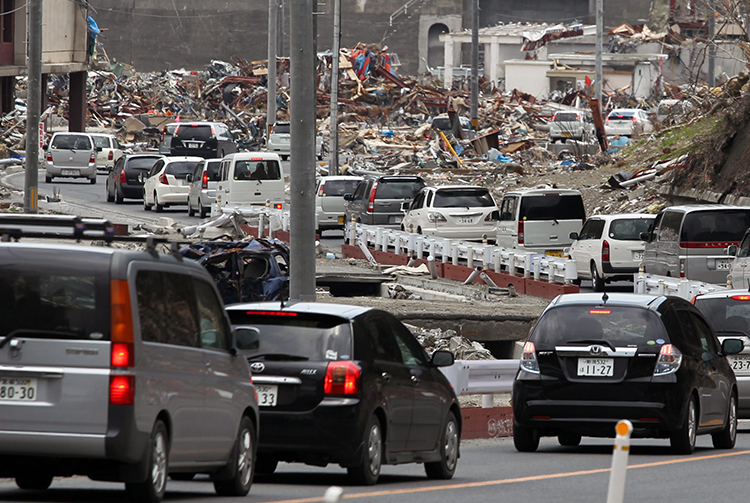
[142, 156, 203, 212]
[604, 109, 654, 137]
[401, 185, 498, 242]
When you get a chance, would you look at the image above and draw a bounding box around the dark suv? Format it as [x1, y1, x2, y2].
[170, 121, 238, 159]
[344, 175, 425, 227]
[106, 153, 163, 203]
[226, 301, 461, 485]
[513, 293, 743, 454]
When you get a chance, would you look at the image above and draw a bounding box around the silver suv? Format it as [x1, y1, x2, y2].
[0, 215, 259, 502]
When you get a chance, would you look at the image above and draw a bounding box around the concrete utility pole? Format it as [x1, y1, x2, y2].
[707, 7, 716, 87]
[329, 0, 341, 174]
[470, 0, 479, 129]
[289, 0, 316, 301]
[267, 0, 278, 136]
[595, 0, 603, 102]
[24, 0, 43, 214]
[278, 0, 285, 57]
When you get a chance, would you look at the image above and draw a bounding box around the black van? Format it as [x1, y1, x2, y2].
[169, 121, 238, 159]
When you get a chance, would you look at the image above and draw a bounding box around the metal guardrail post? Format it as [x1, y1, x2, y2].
[533, 256, 541, 281]
[407, 234, 415, 256]
[484, 245, 493, 268]
[524, 254, 533, 279]
[427, 255, 438, 279]
[467, 247, 474, 269]
[452, 243, 459, 266]
[429, 240, 436, 259]
[493, 251, 501, 273]
[417, 236, 424, 258]
[258, 212, 266, 239]
[464, 266, 482, 285]
[348, 215, 356, 244]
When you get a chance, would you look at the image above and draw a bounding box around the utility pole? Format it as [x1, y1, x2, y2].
[24, 0, 42, 214]
[329, 0, 340, 174]
[707, 6, 715, 87]
[470, 0, 479, 129]
[278, 0, 284, 57]
[595, 0, 603, 102]
[289, 0, 316, 301]
[267, 0, 278, 136]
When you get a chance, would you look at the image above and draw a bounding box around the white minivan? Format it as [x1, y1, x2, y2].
[215, 152, 285, 214]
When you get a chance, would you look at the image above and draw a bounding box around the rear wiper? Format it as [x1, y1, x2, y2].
[716, 330, 747, 336]
[0, 328, 85, 347]
[247, 353, 309, 361]
[565, 339, 616, 351]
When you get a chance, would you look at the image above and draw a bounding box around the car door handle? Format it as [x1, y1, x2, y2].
[381, 372, 391, 382]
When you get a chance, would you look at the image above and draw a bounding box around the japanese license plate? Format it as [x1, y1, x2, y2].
[187, 143, 200, 149]
[256, 384, 278, 407]
[717, 259, 732, 270]
[338, 216, 344, 224]
[61, 169, 79, 176]
[577, 358, 613, 377]
[729, 355, 750, 374]
[457, 217, 475, 224]
[0, 377, 37, 401]
[546, 250, 563, 257]
[633, 251, 644, 261]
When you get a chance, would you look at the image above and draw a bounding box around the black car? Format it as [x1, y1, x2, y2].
[512, 293, 743, 454]
[343, 175, 425, 228]
[170, 121, 238, 159]
[105, 153, 163, 203]
[226, 301, 460, 485]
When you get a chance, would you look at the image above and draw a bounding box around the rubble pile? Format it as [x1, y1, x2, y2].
[405, 324, 495, 360]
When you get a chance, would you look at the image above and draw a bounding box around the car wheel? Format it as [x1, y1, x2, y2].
[106, 184, 114, 202]
[316, 228, 323, 238]
[425, 411, 459, 480]
[347, 415, 382, 485]
[187, 198, 195, 217]
[115, 190, 124, 204]
[255, 456, 278, 475]
[199, 202, 208, 219]
[671, 395, 697, 454]
[572, 278, 582, 286]
[143, 196, 152, 211]
[125, 420, 168, 503]
[513, 424, 539, 452]
[558, 433, 581, 447]
[155, 192, 164, 212]
[591, 263, 604, 292]
[90, 176, 97, 185]
[169, 473, 195, 481]
[281, 155, 288, 161]
[45, 175, 52, 183]
[712, 393, 737, 449]
[213, 416, 255, 497]
[15, 474, 53, 490]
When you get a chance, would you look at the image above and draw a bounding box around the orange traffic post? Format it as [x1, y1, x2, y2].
[606, 419, 633, 503]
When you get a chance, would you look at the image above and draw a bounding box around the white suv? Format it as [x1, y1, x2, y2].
[142, 156, 203, 212]
[266, 122, 324, 160]
[567, 213, 655, 291]
[89, 132, 124, 173]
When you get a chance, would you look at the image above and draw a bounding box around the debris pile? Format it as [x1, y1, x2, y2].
[406, 325, 495, 360]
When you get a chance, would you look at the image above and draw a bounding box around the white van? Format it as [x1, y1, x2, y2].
[215, 152, 285, 214]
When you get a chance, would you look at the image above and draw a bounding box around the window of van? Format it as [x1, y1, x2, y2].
[499, 197, 517, 221]
[579, 219, 604, 240]
[680, 210, 750, 242]
[175, 125, 212, 141]
[554, 112, 580, 122]
[519, 194, 585, 220]
[375, 179, 425, 199]
[234, 160, 281, 181]
[609, 218, 654, 240]
[433, 188, 495, 208]
[165, 161, 200, 179]
[321, 179, 360, 196]
[51, 134, 92, 150]
[273, 123, 291, 134]
[658, 211, 682, 241]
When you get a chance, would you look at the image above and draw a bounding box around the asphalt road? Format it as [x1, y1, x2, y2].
[2, 429, 750, 502]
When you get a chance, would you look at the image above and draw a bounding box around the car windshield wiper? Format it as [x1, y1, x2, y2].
[247, 353, 309, 361]
[565, 339, 616, 351]
[716, 330, 747, 336]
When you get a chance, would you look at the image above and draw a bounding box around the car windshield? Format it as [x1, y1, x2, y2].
[680, 210, 750, 242]
[433, 189, 495, 208]
[375, 179, 425, 199]
[273, 123, 291, 134]
[531, 305, 667, 350]
[0, 255, 110, 340]
[609, 218, 654, 240]
[92, 136, 111, 149]
[165, 161, 200, 179]
[234, 160, 281, 181]
[175, 125, 212, 140]
[51, 134, 92, 150]
[554, 112, 580, 122]
[321, 180, 361, 197]
[127, 157, 161, 170]
[228, 311, 352, 360]
[694, 297, 750, 335]
[519, 194, 585, 220]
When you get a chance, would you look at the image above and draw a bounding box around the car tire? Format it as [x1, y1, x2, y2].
[347, 415, 383, 485]
[670, 396, 697, 454]
[255, 456, 279, 475]
[155, 193, 164, 212]
[115, 190, 124, 204]
[558, 433, 581, 447]
[106, 185, 115, 203]
[281, 155, 288, 161]
[187, 198, 195, 217]
[316, 228, 323, 238]
[199, 202, 208, 219]
[513, 424, 539, 452]
[143, 196, 152, 211]
[591, 263, 604, 292]
[712, 393, 737, 449]
[572, 278, 582, 286]
[90, 176, 97, 185]
[169, 473, 195, 481]
[425, 411, 459, 480]
[213, 416, 255, 497]
[45, 175, 52, 183]
[15, 474, 53, 490]
[125, 420, 168, 503]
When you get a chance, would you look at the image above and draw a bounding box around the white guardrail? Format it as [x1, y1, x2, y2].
[633, 270, 727, 300]
[441, 359, 519, 407]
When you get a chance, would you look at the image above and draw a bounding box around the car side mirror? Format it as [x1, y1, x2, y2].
[640, 231, 651, 242]
[234, 326, 260, 351]
[569, 232, 579, 240]
[722, 338, 744, 355]
[431, 350, 454, 367]
[401, 201, 410, 212]
[186, 174, 193, 183]
[343, 193, 353, 201]
[489, 210, 500, 221]
[727, 244, 738, 256]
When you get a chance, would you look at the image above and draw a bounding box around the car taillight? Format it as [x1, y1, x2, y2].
[367, 182, 378, 213]
[110, 375, 135, 405]
[318, 182, 325, 197]
[274, 203, 283, 210]
[111, 342, 134, 367]
[679, 258, 685, 278]
[602, 240, 610, 263]
[632, 116, 637, 122]
[202, 171, 209, 189]
[46, 152, 52, 162]
[520, 341, 539, 373]
[518, 220, 525, 244]
[119, 170, 127, 184]
[605, 117, 610, 123]
[427, 212, 446, 223]
[110, 280, 134, 345]
[108, 151, 113, 161]
[89, 152, 96, 163]
[576, 115, 580, 120]
[731, 295, 750, 301]
[324, 361, 360, 395]
[159, 174, 168, 185]
[654, 344, 682, 376]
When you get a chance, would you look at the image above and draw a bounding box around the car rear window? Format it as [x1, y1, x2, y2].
[92, 136, 111, 149]
[694, 297, 750, 335]
[609, 218, 654, 241]
[519, 194, 585, 221]
[433, 189, 495, 208]
[51, 134, 92, 150]
[126, 157, 161, 171]
[321, 180, 361, 197]
[273, 123, 291, 134]
[608, 111, 635, 119]
[234, 160, 281, 181]
[165, 161, 200, 179]
[531, 305, 667, 350]
[205, 161, 222, 181]
[175, 125, 213, 140]
[375, 179, 425, 200]
[554, 112, 580, 122]
[228, 311, 352, 360]
[680, 210, 750, 242]
[0, 252, 110, 340]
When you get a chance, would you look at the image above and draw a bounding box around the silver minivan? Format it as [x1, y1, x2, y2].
[187, 158, 222, 218]
[642, 204, 750, 284]
[44, 132, 98, 184]
[0, 215, 259, 502]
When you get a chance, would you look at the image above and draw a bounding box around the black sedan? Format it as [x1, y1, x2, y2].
[105, 153, 163, 203]
[226, 301, 460, 485]
[512, 293, 743, 454]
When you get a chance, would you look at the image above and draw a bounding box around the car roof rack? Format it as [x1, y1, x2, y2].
[0, 214, 186, 259]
